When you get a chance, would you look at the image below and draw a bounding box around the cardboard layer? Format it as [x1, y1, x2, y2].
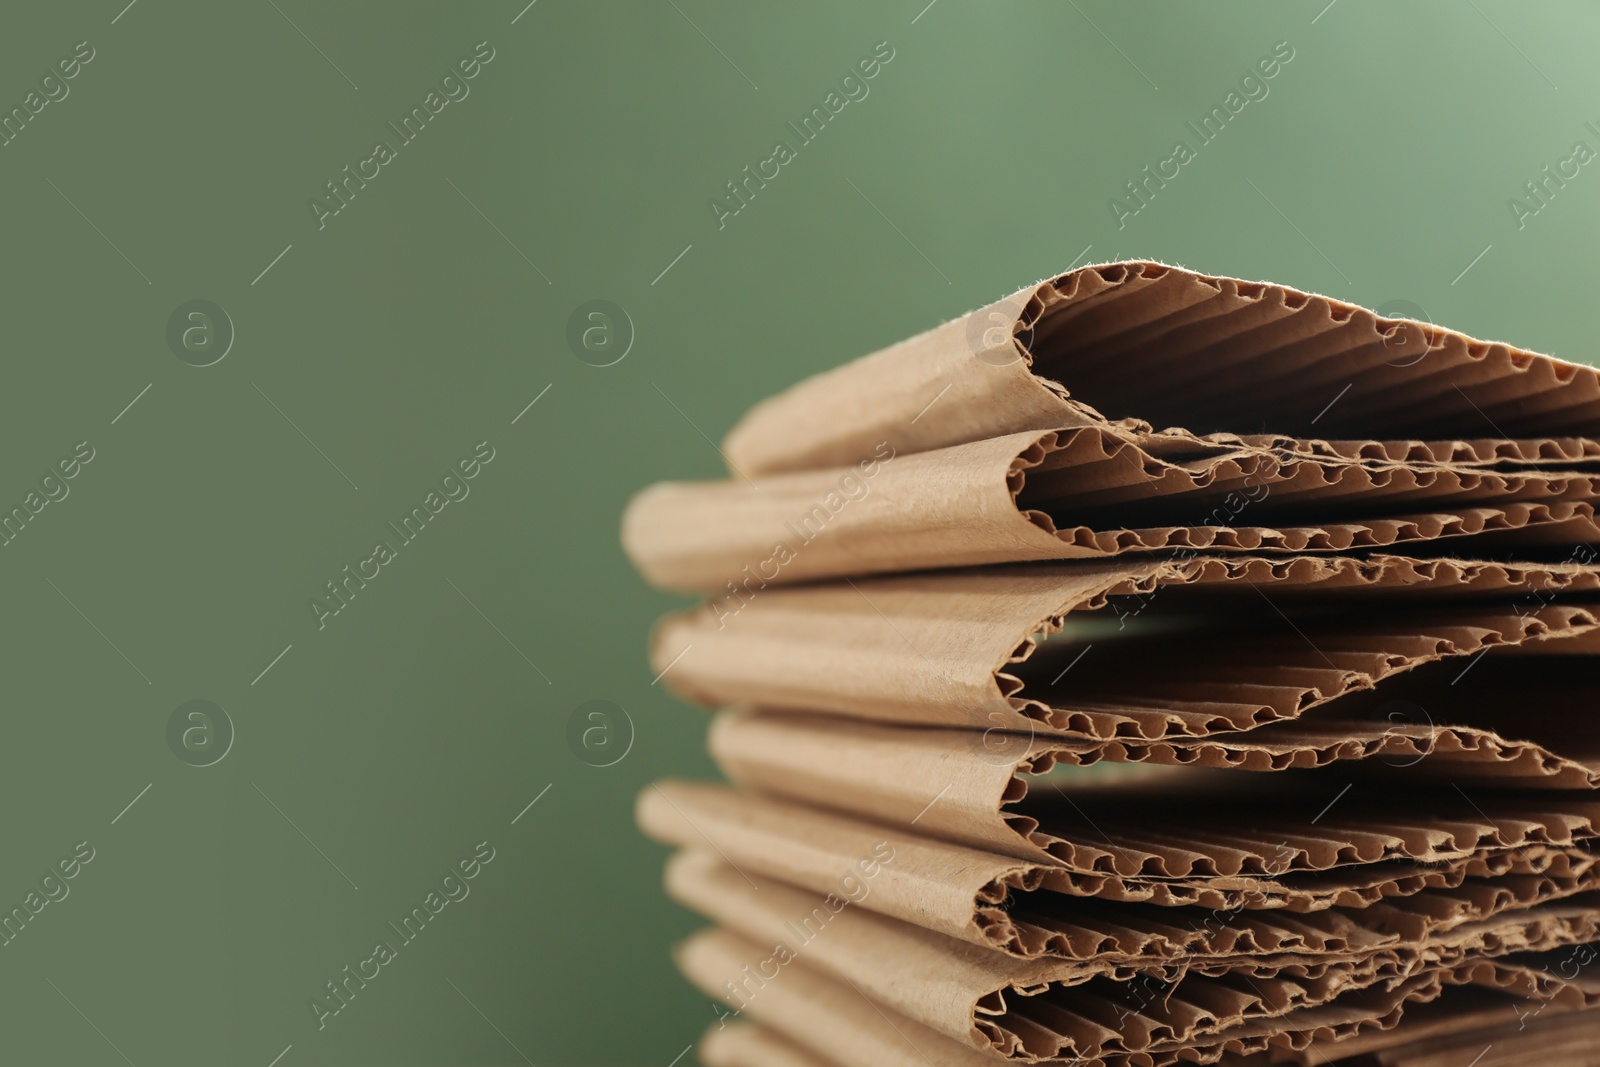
[669, 844, 1600, 968]
[637, 782, 1600, 949]
[667, 850, 1600, 1061]
[709, 713, 1600, 871]
[678, 925, 1600, 1067]
[721, 261, 1600, 477]
[703, 1010, 1600, 1067]
[625, 425, 1600, 591]
[652, 555, 1600, 740]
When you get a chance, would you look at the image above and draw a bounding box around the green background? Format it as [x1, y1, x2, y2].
[0, 1, 1595, 1064]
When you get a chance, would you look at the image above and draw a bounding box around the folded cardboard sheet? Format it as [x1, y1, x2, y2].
[699, 1009, 1600, 1067]
[625, 427, 1600, 591]
[651, 557, 1600, 769]
[639, 782, 1600, 934]
[668, 852, 1600, 1062]
[705, 716, 1600, 868]
[707, 712, 1600, 868]
[678, 925, 1600, 1066]
[719, 262, 1600, 475]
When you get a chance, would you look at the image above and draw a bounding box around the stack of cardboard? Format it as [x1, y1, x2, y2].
[623, 262, 1600, 1065]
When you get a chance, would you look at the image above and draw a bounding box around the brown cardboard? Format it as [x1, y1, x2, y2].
[638, 782, 1600, 944]
[650, 555, 1600, 741]
[677, 925, 1600, 1066]
[667, 850, 1600, 1061]
[630, 261, 1600, 1065]
[625, 425, 1600, 592]
[709, 713, 1600, 872]
[719, 262, 1600, 477]
[704, 1011, 1600, 1067]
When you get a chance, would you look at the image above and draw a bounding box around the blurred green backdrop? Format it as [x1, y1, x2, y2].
[0, 1, 1595, 1064]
